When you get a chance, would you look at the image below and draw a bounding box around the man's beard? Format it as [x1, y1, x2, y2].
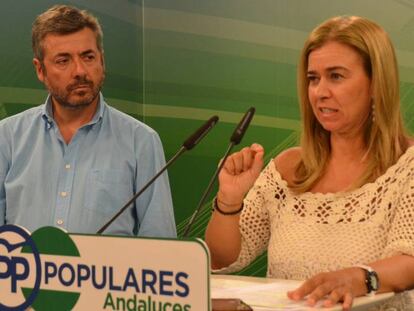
[48, 75, 104, 110]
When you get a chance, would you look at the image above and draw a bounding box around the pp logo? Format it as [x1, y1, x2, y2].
[0, 225, 41, 311]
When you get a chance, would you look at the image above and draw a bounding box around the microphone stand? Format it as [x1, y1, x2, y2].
[96, 116, 219, 234]
[182, 143, 235, 237]
[97, 147, 186, 234]
[96, 114, 219, 234]
[182, 107, 255, 237]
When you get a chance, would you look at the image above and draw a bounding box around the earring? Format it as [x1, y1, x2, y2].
[372, 102, 375, 123]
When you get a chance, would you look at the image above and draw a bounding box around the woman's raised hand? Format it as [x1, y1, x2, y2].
[217, 143, 264, 209]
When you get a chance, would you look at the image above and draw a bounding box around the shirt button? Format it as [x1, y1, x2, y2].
[60, 191, 68, 197]
[56, 219, 64, 225]
[65, 164, 71, 169]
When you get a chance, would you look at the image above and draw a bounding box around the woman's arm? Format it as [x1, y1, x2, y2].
[205, 206, 242, 269]
[205, 143, 264, 269]
[373, 254, 414, 292]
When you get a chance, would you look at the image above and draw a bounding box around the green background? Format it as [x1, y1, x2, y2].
[2, 0, 414, 276]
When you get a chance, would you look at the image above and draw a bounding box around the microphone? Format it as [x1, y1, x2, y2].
[230, 107, 255, 145]
[182, 107, 255, 237]
[183, 116, 219, 150]
[97, 115, 219, 234]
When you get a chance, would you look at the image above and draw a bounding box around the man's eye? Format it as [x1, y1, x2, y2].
[56, 59, 68, 65]
[84, 54, 95, 61]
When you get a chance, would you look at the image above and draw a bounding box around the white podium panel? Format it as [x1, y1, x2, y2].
[0, 225, 210, 311]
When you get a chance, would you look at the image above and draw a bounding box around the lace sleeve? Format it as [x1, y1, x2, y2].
[383, 157, 414, 258]
[215, 162, 277, 273]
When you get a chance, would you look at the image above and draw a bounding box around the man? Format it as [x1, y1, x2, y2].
[0, 5, 176, 237]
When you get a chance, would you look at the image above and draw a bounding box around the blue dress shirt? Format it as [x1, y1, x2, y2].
[0, 93, 176, 238]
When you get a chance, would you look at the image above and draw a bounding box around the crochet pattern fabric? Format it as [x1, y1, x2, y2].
[219, 147, 414, 309]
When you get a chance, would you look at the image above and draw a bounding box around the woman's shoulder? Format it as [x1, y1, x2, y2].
[272, 147, 302, 186]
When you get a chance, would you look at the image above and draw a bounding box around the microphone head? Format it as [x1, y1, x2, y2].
[182, 115, 219, 150]
[230, 107, 255, 145]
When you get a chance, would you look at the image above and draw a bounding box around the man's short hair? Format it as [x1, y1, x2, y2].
[32, 4, 103, 60]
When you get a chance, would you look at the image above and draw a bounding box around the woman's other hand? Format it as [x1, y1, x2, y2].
[287, 267, 367, 311]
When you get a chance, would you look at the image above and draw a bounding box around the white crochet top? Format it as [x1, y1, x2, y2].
[220, 146, 414, 309]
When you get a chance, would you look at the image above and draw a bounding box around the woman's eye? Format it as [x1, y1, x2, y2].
[331, 73, 343, 80]
[307, 75, 319, 83]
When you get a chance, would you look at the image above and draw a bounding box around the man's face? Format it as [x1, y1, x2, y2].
[33, 28, 105, 110]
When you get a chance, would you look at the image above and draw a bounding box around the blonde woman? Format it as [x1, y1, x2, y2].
[206, 16, 414, 310]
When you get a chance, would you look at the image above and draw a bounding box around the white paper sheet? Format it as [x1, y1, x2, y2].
[211, 275, 394, 311]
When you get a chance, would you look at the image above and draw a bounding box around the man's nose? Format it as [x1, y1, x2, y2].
[72, 58, 87, 77]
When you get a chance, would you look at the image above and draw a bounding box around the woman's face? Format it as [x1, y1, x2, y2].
[307, 41, 372, 137]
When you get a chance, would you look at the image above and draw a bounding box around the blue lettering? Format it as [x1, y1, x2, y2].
[92, 265, 107, 289]
[45, 261, 57, 284]
[175, 272, 189, 298]
[0, 255, 11, 279]
[59, 263, 75, 286]
[109, 266, 122, 291]
[159, 270, 173, 296]
[77, 264, 90, 287]
[10, 257, 29, 292]
[142, 269, 157, 294]
[123, 268, 140, 292]
[0, 256, 29, 293]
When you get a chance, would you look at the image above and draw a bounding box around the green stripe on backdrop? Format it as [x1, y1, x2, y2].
[143, 80, 300, 119]
[145, 29, 300, 65]
[144, 48, 294, 94]
[143, 7, 306, 50]
[0, 87, 300, 131]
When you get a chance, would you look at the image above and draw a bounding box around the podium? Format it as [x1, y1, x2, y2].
[0, 225, 210, 310]
[0, 224, 396, 310]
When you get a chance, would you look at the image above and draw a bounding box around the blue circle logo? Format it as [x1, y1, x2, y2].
[0, 225, 41, 311]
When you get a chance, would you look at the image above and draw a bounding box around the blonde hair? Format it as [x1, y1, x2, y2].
[293, 16, 408, 192]
[32, 4, 103, 61]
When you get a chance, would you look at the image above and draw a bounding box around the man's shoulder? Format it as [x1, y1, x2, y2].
[105, 104, 157, 136]
[0, 105, 44, 129]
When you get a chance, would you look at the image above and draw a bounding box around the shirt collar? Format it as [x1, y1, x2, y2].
[41, 93, 106, 130]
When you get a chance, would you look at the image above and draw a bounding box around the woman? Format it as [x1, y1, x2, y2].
[205, 16, 414, 310]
